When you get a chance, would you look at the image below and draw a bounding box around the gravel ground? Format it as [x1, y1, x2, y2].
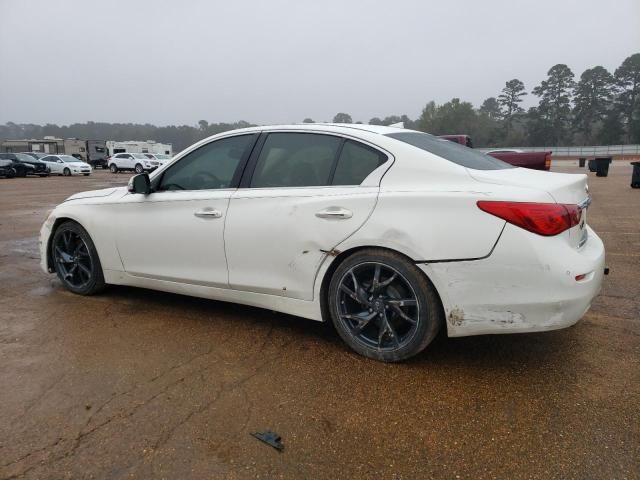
[0, 164, 638, 479]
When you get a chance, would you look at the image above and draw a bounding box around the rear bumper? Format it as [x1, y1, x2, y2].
[420, 225, 605, 337]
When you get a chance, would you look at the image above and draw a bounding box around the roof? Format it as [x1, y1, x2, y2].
[220, 123, 413, 137]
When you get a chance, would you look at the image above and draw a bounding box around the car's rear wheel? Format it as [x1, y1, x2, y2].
[328, 249, 442, 362]
[52, 221, 105, 295]
[134, 163, 144, 174]
[63, 167, 71, 176]
[110, 164, 118, 173]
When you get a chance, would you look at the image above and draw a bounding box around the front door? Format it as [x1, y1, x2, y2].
[225, 132, 389, 300]
[113, 134, 257, 287]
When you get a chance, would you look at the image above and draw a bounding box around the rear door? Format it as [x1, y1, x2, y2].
[43, 156, 63, 174]
[224, 132, 390, 300]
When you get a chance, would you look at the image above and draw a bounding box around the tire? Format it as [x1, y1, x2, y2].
[110, 164, 118, 173]
[51, 221, 105, 295]
[328, 249, 442, 362]
[63, 168, 71, 176]
[7, 168, 16, 178]
[134, 163, 144, 174]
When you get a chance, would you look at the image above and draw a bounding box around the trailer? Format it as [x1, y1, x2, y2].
[105, 140, 172, 157]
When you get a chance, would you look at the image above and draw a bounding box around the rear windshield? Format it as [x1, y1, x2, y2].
[386, 132, 514, 170]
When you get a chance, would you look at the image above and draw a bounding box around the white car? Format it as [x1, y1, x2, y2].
[41, 154, 92, 176]
[108, 152, 158, 174]
[40, 124, 605, 362]
[144, 153, 173, 167]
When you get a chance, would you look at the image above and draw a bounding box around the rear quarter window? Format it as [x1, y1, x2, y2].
[386, 132, 513, 170]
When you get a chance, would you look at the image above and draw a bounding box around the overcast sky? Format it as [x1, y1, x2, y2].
[1, 0, 638, 126]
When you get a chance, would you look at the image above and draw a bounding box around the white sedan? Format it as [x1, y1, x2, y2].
[39, 124, 605, 362]
[41, 154, 92, 176]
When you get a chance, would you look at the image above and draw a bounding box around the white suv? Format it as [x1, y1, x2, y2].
[108, 153, 157, 174]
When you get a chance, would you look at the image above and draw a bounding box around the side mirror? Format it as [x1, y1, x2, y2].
[128, 173, 151, 195]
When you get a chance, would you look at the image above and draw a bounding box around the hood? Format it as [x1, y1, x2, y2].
[65, 187, 125, 202]
[467, 167, 589, 204]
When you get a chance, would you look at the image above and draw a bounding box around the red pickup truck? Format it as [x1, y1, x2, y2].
[438, 135, 551, 170]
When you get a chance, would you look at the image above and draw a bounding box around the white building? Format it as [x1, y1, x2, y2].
[105, 140, 172, 156]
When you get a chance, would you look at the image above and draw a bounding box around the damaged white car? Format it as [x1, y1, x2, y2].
[40, 124, 605, 362]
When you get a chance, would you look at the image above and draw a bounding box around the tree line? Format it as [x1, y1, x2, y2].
[1, 53, 638, 150]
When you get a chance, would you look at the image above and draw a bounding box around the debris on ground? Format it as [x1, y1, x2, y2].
[251, 430, 284, 451]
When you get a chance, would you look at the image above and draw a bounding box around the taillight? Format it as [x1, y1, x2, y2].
[544, 153, 551, 170]
[477, 201, 581, 236]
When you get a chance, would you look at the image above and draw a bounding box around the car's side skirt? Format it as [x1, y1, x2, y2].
[103, 269, 324, 322]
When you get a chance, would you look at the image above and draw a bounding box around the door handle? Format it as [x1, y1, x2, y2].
[194, 208, 222, 219]
[315, 207, 353, 219]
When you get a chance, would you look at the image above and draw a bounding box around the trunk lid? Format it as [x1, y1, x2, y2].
[467, 167, 588, 204]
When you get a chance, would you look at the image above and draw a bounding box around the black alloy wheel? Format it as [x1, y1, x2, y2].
[328, 249, 442, 362]
[52, 222, 105, 295]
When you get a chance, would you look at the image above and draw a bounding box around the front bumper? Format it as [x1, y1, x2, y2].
[420, 224, 605, 337]
[39, 212, 55, 274]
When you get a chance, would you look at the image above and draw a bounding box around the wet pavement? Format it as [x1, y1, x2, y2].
[0, 165, 638, 479]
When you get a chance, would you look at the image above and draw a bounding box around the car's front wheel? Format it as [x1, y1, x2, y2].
[110, 164, 118, 173]
[328, 249, 442, 362]
[134, 163, 144, 174]
[51, 221, 105, 295]
[63, 167, 71, 176]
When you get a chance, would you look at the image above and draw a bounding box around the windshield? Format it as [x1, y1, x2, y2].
[156, 154, 171, 159]
[15, 153, 35, 162]
[132, 153, 148, 159]
[386, 131, 514, 170]
[60, 155, 83, 162]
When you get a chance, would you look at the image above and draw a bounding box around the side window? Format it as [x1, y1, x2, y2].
[332, 140, 387, 185]
[159, 135, 254, 191]
[250, 133, 341, 188]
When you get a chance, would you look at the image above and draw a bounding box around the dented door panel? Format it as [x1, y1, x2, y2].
[225, 187, 378, 300]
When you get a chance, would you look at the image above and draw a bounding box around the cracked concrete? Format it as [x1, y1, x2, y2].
[0, 166, 639, 479]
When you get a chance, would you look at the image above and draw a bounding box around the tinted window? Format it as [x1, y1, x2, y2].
[386, 132, 513, 170]
[159, 135, 254, 191]
[250, 133, 341, 188]
[332, 140, 387, 185]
